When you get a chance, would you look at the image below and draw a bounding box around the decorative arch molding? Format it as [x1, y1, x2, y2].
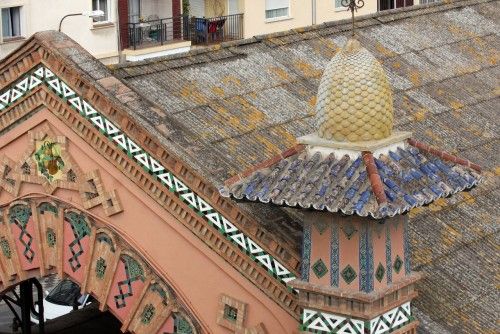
[0, 59, 300, 317]
[0, 195, 201, 334]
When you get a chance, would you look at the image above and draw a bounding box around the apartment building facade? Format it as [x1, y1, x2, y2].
[0, 0, 440, 64]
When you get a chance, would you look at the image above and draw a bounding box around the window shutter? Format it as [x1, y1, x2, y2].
[190, 0, 205, 18]
[11, 8, 20, 36]
[265, 0, 289, 10]
[118, 0, 129, 49]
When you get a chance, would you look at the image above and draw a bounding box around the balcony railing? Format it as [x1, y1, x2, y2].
[128, 16, 188, 50]
[127, 14, 243, 50]
[190, 14, 244, 45]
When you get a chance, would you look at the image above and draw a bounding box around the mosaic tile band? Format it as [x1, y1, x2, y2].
[301, 302, 413, 334]
[385, 225, 392, 284]
[0, 65, 296, 288]
[329, 224, 339, 287]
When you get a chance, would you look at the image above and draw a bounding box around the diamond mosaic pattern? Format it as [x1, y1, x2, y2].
[341, 264, 357, 284]
[312, 259, 328, 279]
[9, 205, 34, 263]
[114, 256, 144, 309]
[1, 66, 296, 289]
[393, 255, 403, 274]
[66, 212, 90, 272]
[375, 263, 385, 282]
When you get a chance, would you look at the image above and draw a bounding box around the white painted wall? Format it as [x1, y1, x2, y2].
[0, 0, 120, 63]
[242, 0, 378, 39]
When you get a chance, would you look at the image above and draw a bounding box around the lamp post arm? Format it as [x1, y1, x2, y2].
[58, 13, 83, 32]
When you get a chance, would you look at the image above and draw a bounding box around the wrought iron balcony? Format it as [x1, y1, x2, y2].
[189, 14, 244, 45]
[127, 16, 188, 50]
[127, 14, 243, 50]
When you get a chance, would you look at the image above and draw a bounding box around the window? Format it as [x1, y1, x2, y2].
[420, 0, 441, 4]
[92, 0, 109, 22]
[217, 294, 247, 331]
[2, 7, 21, 39]
[379, 0, 414, 11]
[128, 0, 141, 23]
[265, 0, 289, 20]
[335, 0, 343, 9]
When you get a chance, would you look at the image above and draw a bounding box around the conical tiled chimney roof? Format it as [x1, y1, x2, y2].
[316, 39, 394, 142]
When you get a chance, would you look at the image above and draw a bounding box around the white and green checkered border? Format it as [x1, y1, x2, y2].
[301, 302, 413, 334]
[0, 65, 297, 288]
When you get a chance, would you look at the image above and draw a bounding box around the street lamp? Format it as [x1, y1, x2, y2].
[58, 10, 105, 32]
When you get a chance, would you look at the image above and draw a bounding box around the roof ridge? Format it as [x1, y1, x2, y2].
[111, 0, 492, 72]
[407, 139, 482, 172]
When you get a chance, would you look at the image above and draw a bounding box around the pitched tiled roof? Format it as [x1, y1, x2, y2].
[221, 140, 481, 218]
[108, 1, 498, 332]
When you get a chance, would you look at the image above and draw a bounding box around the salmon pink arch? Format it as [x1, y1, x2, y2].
[0, 194, 201, 334]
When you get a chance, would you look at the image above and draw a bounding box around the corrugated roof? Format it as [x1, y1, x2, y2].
[111, 1, 499, 332]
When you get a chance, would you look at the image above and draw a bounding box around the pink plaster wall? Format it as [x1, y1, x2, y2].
[337, 217, 360, 292]
[106, 258, 146, 322]
[0, 109, 298, 333]
[309, 220, 331, 286]
[390, 216, 406, 282]
[10, 216, 40, 271]
[157, 315, 175, 334]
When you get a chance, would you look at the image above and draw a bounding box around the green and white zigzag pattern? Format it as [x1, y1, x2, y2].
[301, 302, 412, 334]
[0, 65, 296, 288]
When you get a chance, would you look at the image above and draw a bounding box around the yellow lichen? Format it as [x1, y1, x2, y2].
[414, 248, 433, 266]
[375, 42, 396, 57]
[409, 206, 425, 218]
[409, 70, 422, 86]
[309, 96, 317, 108]
[212, 86, 225, 97]
[178, 83, 207, 104]
[429, 198, 448, 212]
[425, 129, 442, 143]
[294, 61, 322, 78]
[450, 100, 465, 110]
[489, 54, 498, 65]
[268, 66, 290, 81]
[414, 109, 427, 122]
[493, 87, 500, 96]
[441, 223, 462, 248]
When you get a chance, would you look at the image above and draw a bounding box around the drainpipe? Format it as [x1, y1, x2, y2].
[312, 0, 317, 25]
[116, 0, 123, 63]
